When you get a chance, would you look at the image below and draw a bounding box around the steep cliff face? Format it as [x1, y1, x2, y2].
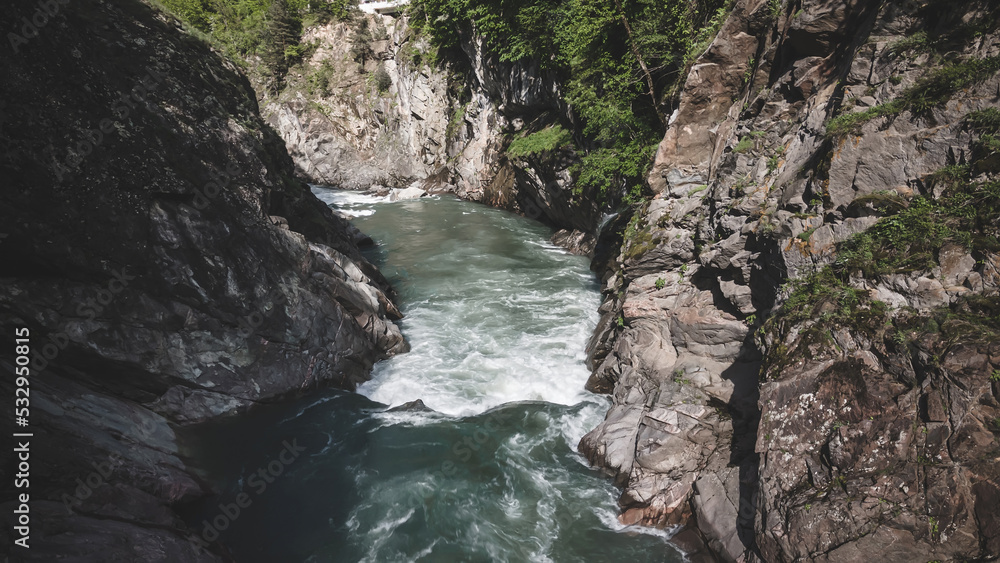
[0, 0, 404, 558]
[580, 0, 1000, 561]
[265, 12, 602, 242]
[265, 15, 463, 190]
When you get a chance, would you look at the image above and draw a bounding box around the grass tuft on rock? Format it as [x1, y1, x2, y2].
[826, 56, 1000, 137]
[965, 108, 1000, 132]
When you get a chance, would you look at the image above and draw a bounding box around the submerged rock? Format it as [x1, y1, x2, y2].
[389, 186, 427, 201]
[387, 399, 432, 412]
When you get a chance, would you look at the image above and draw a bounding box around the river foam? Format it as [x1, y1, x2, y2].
[327, 189, 602, 416]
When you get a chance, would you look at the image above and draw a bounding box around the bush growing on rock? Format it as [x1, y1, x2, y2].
[507, 126, 573, 159]
[373, 66, 392, 93]
[826, 56, 1000, 137]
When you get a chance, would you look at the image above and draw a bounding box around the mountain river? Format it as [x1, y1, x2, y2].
[180, 189, 684, 563]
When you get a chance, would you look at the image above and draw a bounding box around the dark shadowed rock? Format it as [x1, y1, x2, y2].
[0, 0, 406, 559]
[387, 399, 433, 412]
[551, 229, 597, 257]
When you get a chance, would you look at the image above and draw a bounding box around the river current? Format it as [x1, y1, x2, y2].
[180, 189, 683, 562]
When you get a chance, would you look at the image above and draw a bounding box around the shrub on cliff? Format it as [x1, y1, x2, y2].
[159, 0, 213, 30]
[372, 66, 392, 93]
[764, 162, 1000, 375]
[826, 56, 1000, 137]
[507, 126, 573, 159]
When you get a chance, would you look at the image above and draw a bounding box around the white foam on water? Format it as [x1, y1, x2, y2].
[367, 408, 452, 428]
[310, 186, 388, 210]
[559, 398, 611, 447]
[358, 311, 600, 416]
[340, 208, 377, 218]
[594, 507, 684, 542]
[349, 196, 602, 416]
[357, 508, 416, 563]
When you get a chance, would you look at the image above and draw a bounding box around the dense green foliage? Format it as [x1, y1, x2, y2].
[157, 0, 355, 89]
[507, 126, 573, 159]
[774, 267, 887, 335]
[408, 0, 728, 204]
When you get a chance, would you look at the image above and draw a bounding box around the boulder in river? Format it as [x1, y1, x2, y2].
[389, 186, 428, 201]
[387, 399, 433, 412]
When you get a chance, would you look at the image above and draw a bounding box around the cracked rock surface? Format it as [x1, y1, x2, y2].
[581, 0, 1000, 561]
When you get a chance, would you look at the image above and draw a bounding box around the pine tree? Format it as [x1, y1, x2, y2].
[261, 0, 301, 92]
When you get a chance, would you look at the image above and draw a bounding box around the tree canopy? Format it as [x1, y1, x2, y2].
[409, 0, 729, 203]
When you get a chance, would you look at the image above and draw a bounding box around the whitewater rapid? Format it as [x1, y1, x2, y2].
[181, 188, 684, 563]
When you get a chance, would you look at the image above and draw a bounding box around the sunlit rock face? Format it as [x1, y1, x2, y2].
[580, 0, 1000, 560]
[265, 12, 603, 238]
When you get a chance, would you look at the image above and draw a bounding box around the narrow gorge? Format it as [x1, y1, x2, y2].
[1, 0, 998, 562]
[180, 190, 683, 562]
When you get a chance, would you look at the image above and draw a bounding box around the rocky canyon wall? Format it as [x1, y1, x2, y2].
[581, 0, 1000, 561]
[264, 12, 603, 243]
[0, 0, 405, 558]
[264, 2, 1000, 560]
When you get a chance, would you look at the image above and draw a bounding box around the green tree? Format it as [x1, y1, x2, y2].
[260, 0, 302, 90]
[160, 0, 214, 31]
[156, 0, 355, 87]
[350, 17, 374, 67]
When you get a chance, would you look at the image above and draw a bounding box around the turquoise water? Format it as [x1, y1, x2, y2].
[180, 190, 683, 562]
